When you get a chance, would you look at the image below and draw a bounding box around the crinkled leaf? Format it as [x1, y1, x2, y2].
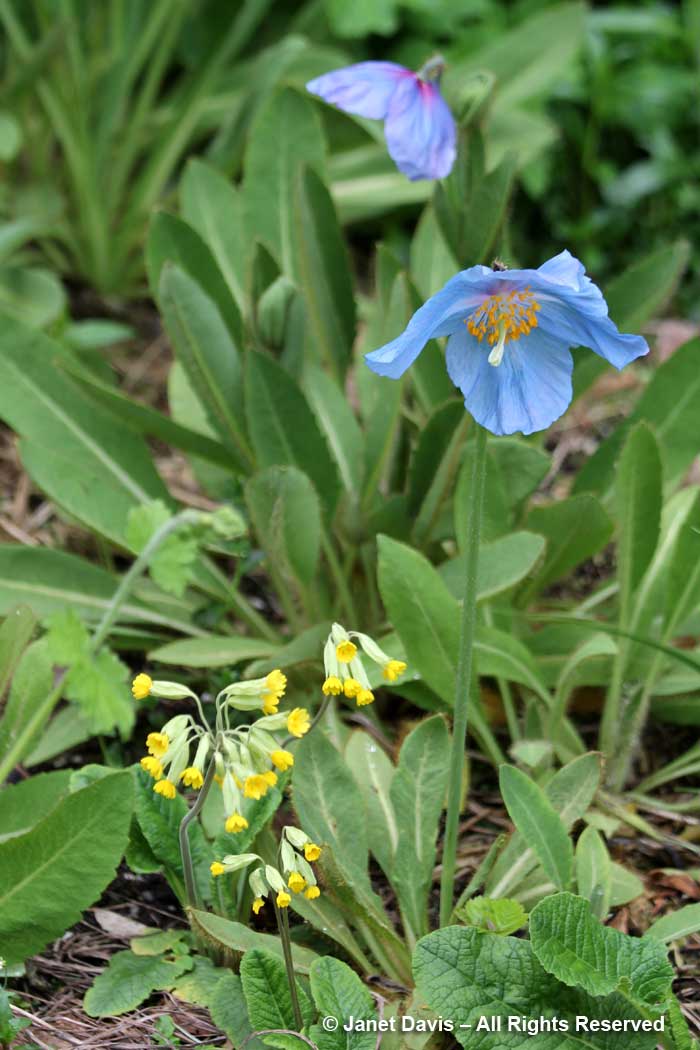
[84, 948, 192, 1017]
[413, 924, 659, 1050]
[241, 948, 314, 1049]
[309, 957, 377, 1050]
[529, 892, 673, 1009]
[458, 897, 527, 935]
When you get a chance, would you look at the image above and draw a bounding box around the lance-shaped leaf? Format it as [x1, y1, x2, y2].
[499, 765, 573, 892]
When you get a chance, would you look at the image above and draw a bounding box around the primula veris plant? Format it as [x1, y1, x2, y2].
[307, 57, 456, 181]
[365, 251, 649, 436]
[321, 622, 407, 707]
[134, 669, 309, 851]
[210, 825, 322, 911]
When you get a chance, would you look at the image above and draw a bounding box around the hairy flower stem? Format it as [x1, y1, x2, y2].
[439, 424, 488, 928]
[180, 759, 217, 910]
[92, 509, 201, 653]
[275, 901, 304, 1031]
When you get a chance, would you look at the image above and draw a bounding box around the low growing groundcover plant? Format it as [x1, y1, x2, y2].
[0, 0, 700, 1046]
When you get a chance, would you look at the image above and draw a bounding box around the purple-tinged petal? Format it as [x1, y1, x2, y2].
[365, 268, 491, 379]
[384, 77, 456, 181]
[306, 62, 407, 120]
[445, 326, 573, 436]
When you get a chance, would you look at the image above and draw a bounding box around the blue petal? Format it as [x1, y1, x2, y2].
[481, 256, 649, 370]
[445, 326, 574, 436]
[306, 62, 406, 120]
[534, 297, 648, 370]
[384, 77, 456, 181]
[365, 269, 491, 379]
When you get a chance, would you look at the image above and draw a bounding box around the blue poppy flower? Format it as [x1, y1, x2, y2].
[365, 251, 649, 436]
[306, 59, 456, 182]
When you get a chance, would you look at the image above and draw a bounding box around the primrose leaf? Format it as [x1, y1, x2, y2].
[84, 948, 192, 1017]
[529, 892, 673, 1010]
[457, 896, 527, 935]
[0, 773, 133, 967]
[309, 957, 377, 1050]
[414, 924, 662, 1049]
[241, 948, 314, 1049]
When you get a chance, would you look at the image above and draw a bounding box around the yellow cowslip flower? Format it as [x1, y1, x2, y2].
[305, 885, 321, 901]
[132, 673, 153, 700]
[146, 731, 169, 758]
[343, 678, 361, 699]
[210, 861, 225, 877]
[252, 897, 265, 915]
[336, 640, 357, 663]
[288, 872, 306, 894]
[140, 756, 163, 780]
[266, 669, 287, 696]
[262, 770, 278, 787]
[261, 669, 287, 713]
[180, 767, 204, 789]
[225, 812, 249, 834]
[244, 774, 272, 800]
[287, 708, 310, 738]
[304, 842, 322, 862]
[383, 659, 407, 682]
[357, 689, 375, 707]
[322, 676, 343, 696]
[153, 779, 176, 800]
[261, 694, 279, 716]
[276, 891, 291, 908]
[271, 749, 294, 772]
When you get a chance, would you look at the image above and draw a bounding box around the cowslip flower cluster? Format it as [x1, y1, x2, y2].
[322, 622, 407, 706]
[134, 669, 311, 833]
[210, 826, 322, 913]
[365, 251, 649, 436]
[307, 57, 455, 181]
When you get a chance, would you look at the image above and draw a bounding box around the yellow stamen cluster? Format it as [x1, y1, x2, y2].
[132, 673, 153, 700]
[466, 288, 541, 347]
